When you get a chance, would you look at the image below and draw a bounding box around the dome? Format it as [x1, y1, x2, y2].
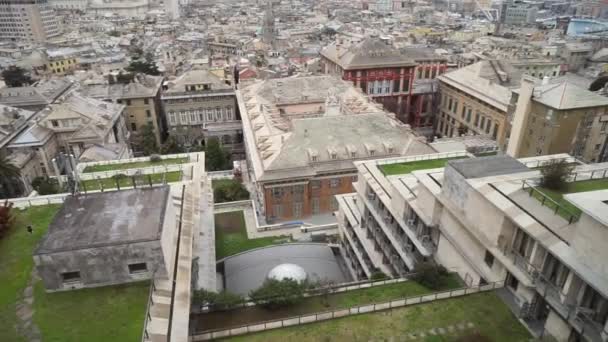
[267, 263, 307, 283]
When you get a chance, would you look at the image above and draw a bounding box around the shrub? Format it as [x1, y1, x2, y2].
[412, 262, 446, 290]
[249, 278, 307, 309]
[31, 176, 60, 195]
[112, 173, 127, 180]
[192, 289, 244, 310]
[149, 154, 162, 163]
[370, 270, 389, 281]
[213, 180, 250, 203]
[0, 200, 14, 238]
[540, 159, 574, 191]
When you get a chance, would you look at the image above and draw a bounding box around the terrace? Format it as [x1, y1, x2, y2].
[82, 156, 189, 173]
[0, 205, 148, 341]
[379, 155, 468, 176]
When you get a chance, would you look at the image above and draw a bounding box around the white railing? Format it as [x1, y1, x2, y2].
[4, 193, 71, 209]
[61, 164, 189, 182]
[374, 151, 470, 167]
[76, 152, 197, 173]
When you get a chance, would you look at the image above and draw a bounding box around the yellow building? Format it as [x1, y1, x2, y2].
[47, 57, 78, 75]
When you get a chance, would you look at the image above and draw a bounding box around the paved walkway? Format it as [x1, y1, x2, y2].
[15, 269, 41, 342]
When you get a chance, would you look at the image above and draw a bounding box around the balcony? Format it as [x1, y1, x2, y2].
[502, 248, 540, 283]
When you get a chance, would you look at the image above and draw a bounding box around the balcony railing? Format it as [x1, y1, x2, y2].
[502, 247, 540, 282]
[521, 181, 579, 224]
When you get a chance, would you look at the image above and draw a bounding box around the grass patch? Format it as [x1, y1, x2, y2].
[532, 178, 608, 219]
[215, 211, 287, 259]
[33, 281, 149, 342]
[212, 179, 237, 191]
[82, 157, 188, 173]
[0, 204, 149, 341]
[80, 171, 182, 191]
[0, 205, 60, 342]
[380, 157, 467, 176]
[223, 291, 530, 342]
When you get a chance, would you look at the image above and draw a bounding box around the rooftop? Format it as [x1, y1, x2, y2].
[320, 37, 417, 69]
[565, 189, 608, 225]
[35, 187, 170, 254]
[380, 156, 467, 176]
[449, 155, 529, 179]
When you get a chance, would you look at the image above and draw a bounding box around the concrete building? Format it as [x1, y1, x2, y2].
[507, 77, 608, 163]
[0, 78, 73, 111]
[511, 59, 565, 79]
[504, 5, 538, 26]
[237, 75, 437, 223]
[87, 0, 150, 17]
[80, 74, 166, 149]
[49, 0, 88, 11]
[320, 37, 448, 129]
[437, 60, 524, 149]
[34, 187, 175, 291]
[561, 43, 593, 72]
[0, 0, 61, 43]
[337, 153, 608, 341]
[162, 69, 242, 158]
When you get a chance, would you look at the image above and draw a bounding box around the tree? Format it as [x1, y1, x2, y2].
[126, 52, 160, 76]
[2, 66, 32, 87]
[0, 152, 22, 199]
[213, 180, 249, 203]
[161, 136, 183, 154]
[540, 159, 574, 191]
[138, 123, 159, 156]
[249, 278, 307, 309]
[205, 137, 231, 171]
[412, 262, 449, 290]
[31, 177, 60, 195]
[0, 200, 14, 239]
[370, 270, 389, 281]
[589, 75, 608, 91]
[115, 72, 135, 84]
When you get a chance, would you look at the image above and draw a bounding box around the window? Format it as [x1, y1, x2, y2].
[311, 180, 321, 190]
[466, 108, 472, 123]
[180, 112, 188, 124]
[271, 187, 284, 198]
[402, 78, 409, 92]
[448, 98, 453, 111]
[393, 79, 400, 93]
[126, 99, 131, 106]
[474, 113, 480, 127]
[293, 185, 305, 201]
[128, 263, 148, 274]
[169, 112, 177, 125]
[272, 204, 283, 217]
[146, 110, 151, 118]
[206, 108, 213, 121]
[226, 107, 233, 120]
[130, 123, 137, 131]
[484, 250, 494, 268]
[330, 196, 339, 211]
[480, 116, 486, 129]
[215, 107, 222, 121]
[367, 81, 374, 94]
[51, 120, 59, 127]
[461, 106, 466, 119]
[190, 111, 196, 123]
[293, 202, 303, 218]
[61, 271, 81, 283]
[384, 80, 391, 94]
[312, 198, 320, 214]
[485, 119, 492, 134]
[330, 178, 341, 188]
[144, 98, 149, 105]
[375, 80, 382, 94]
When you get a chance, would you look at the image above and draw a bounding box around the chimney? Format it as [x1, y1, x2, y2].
[506, 76, 535, 158]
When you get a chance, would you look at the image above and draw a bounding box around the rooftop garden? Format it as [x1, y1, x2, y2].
[82, 156, 189, 173]
[195, 273, 463, 332]
[534, 178, 608, 219]
[222, 291, 530, 342]
[80, 170, 182, 191]
[215, 210, 288, 260]
[379, 156, 467, 176]
[0, 204, 148, 342]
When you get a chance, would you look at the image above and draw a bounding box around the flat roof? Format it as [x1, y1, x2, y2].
[35, 187, 170, 254]
[449, 155, 529, 179]
[565, 189, 608, 226]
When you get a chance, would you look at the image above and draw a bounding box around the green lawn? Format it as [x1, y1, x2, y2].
[0, 205, 60, 342]
[380, 157, 467, 176]
[224, 292, 530, 342]
[33, 281, 149, 342]
[215, 211, 288, 259]
[82, 157, 189, 173]
[80, 171, 182, 191]
[212, 179, 237, 190]
[532, 178, 608, 220]
[0, 204, 149, 342]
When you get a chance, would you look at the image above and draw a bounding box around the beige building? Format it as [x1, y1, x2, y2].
[162, 69, 242, 157]
[507, 77, 608, 163]
[338, 153, 608, 341]
[0, 0, 61, 43]
[237, 75, 437, 223]
[437, 60, 524, 149]
[81, 74, 165, 150]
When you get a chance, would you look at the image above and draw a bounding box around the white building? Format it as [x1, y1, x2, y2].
[0, 0, 62, 43]
[337, 153, 608, 341]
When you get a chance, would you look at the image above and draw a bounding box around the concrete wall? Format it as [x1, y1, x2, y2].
[442, 165, 471, 211]
[34, 240, 167, 291]
[572, 213, 608, 277]
[544, 309, 572, 341]
[161, 191, 178, 278]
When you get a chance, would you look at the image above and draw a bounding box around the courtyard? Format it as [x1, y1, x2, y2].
[0, 204, 149, 342]
[221, 291, 531, 342]
[215, 210, 287, 259]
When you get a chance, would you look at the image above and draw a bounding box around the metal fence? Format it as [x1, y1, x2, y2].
[76, 152, 196, 173]
[141, 277, 157, 342]
[375, 151, 469, 167]
[521, 181, 579, 224]
[5, 193, 71, 209]
[191, 281, 505, 341]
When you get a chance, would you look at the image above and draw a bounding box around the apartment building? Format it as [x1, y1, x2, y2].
[504, 5, 538, 26]
[7, 92, 130, 179]
[337, 153, 608, 341]
[81, 74, 165, 149]
[237, 75, 437, 223]
[320, 36, 447, 129]
[511, 59, 565, 79]
[46, 56, 78, 75]
[0, 0, 61, 43]
[437, 60, 523, 149]
[0, 78, 73, 111]
[161, 69, 243, 158]
[507, 77, 608, 163]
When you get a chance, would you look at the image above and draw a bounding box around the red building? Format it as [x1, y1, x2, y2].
[320, 37, 447, 131]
